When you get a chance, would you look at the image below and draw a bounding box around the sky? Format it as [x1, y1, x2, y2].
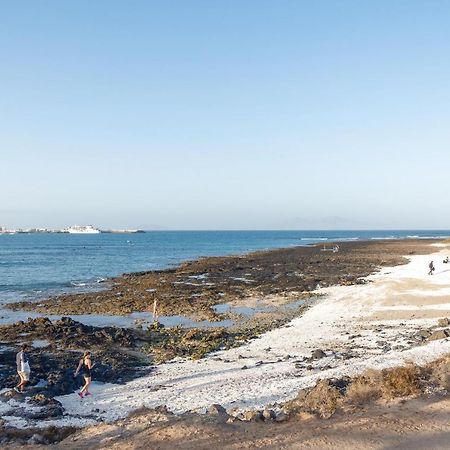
[1, 0, 450, 230]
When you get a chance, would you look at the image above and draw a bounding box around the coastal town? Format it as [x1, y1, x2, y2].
[0, 225, 145, 234]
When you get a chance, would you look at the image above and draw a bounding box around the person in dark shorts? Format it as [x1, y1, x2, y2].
[15, 344, 30, 393]
[428, 261, 435, 275]
[74, 351, 95, 398]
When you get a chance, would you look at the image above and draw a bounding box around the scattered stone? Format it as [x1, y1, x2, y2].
[27, 434, 47, 445]
[415, 330, 431, 340]
[243, 410, 263, 422]
[311, 349, 326, 360]
[339, 352, 355, 360]
[274, 411, 289, 422]
[262, 408, 275, 420]
[428, 330, 449, 341]
[438, 318, 450, 327]
[208, 404, 227, 416]
[349, 334, 361, 340]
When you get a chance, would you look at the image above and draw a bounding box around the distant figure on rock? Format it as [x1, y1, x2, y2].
[428, 261, 435, 275]
[15, 344, 31, 393]
[443, 257, 449, 264]
[74, 351, 95, 398]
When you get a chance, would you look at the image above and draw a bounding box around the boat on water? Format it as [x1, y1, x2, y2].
[65, 225, 101, 234]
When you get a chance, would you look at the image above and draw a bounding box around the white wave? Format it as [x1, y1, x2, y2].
[371, 236, 396, 240]
[300, 238, 328, 241]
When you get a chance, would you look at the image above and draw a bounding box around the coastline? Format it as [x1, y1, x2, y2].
[53, 241, 450, 421]
[5, 239, 439, 323]
[2, 238, 450, 446]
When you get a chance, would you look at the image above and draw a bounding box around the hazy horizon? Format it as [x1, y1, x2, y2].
[3, 224, 450, 232]
[2, 1, 450, 230]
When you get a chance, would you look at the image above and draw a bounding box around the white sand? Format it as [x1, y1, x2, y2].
[3, 243, 450, 428]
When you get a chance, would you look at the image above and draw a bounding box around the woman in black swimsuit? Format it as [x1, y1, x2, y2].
[74, 351, 94, 398]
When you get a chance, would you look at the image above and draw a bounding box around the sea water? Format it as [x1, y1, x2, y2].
[0, 230, 449, 304]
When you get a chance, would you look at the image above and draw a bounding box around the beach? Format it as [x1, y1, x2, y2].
[1, 238, 450, 448]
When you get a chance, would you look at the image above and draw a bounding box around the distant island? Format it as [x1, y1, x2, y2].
[0, 225, 145, 234]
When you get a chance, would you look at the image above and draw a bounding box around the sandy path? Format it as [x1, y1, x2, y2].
[40, 395, 450, 450]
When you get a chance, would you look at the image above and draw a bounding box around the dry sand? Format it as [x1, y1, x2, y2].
[30, 395, 450, 450]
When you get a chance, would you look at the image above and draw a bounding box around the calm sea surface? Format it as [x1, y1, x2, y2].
[0, 230, 448, 303]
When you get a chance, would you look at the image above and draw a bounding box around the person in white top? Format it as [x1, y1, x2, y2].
[15, 344, 31, 393]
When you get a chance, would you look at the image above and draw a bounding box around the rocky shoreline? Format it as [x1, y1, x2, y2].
[6, 239, 438, 320]
[0, 239, 443, 445]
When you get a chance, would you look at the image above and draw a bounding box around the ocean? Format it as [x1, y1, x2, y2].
[0, 230, 449, 304]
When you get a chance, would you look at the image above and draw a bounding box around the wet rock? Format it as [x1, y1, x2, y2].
[0, 389, 18, 400]
[24, 403, 64, 420]
[311, 349, 326, 360]
[28, 434, 47, 445]
[0, 318, 150, 399]
[27, 394, 64, 417]
[29, 393, 61, 407]
[429, 330, 449, 341]
[8, 240, 417, 324]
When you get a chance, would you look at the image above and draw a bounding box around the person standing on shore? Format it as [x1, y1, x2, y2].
[428, 261, 435, 275]
[15, 344, 31, 393]
[74, 351, 95, 398]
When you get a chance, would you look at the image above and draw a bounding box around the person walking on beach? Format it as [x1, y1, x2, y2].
[74, 351, 95, 398]
[428, 261, 435, 275]
[15, 344, 31, 393]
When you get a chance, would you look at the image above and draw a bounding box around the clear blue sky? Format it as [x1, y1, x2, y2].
[2, 1, 450, 229]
